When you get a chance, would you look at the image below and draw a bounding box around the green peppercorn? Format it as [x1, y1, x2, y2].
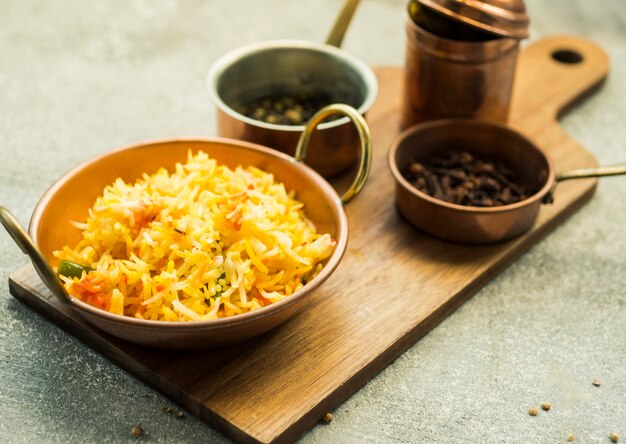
[238, 92, 341, 126]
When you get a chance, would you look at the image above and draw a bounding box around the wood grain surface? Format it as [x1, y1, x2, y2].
[9, 36, 608, 444]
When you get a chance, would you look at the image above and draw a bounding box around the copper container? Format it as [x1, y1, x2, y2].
[402, 0, 529, 128]
[389, 119, 551, 244]
[207, 40, 378, 178]
[0, 105, 373, 349]
[389, 119, 626, 244]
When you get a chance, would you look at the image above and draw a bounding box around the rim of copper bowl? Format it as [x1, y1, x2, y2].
[388, 119, 556, 214]
[29, 137, 349, 330]
[206, 39, 378, 132]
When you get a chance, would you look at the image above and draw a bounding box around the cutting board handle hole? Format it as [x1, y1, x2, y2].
[551, 49, 584, 65]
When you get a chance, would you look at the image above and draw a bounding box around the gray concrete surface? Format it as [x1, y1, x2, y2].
[0, 0, 624, 442]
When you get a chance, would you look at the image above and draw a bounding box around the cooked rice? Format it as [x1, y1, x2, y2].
[54, 151, 335, 321]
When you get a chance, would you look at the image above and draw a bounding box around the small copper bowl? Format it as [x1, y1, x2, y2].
[207, 40, 378, 177]
[389, 119, 554, 243]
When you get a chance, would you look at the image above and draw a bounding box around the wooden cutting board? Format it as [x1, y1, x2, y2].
[9, 36, 608, 443]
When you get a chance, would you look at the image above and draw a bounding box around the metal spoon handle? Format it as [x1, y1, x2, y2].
[0, 206, 71, 304]
[325, 0, 361, 47]
[556, 163, 626, 182]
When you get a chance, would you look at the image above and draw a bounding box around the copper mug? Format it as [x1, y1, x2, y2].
[207, 40, 378, 178]
[402, 9, 521, 127]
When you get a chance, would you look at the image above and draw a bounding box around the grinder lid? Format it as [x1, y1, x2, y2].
[418, 0, 529, 39]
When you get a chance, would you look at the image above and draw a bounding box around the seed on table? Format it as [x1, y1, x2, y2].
[592, 379, 601, 386]
[323, 412, 333, 423]
[162, 406, 171, 413]
[528, 407, 539, 416]
[131, 425, 144, 437]
[610, 432, 620, 442]
[566, 434, 575, 442]
[173, 410, 184, 418]
[540, 402, 551, 411]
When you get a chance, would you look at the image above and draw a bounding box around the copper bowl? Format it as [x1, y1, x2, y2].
[2, 105, 372, 349]
[389, 119, 554, 244]
[390, 119, 626, 243]
[207, 40, 378, 177]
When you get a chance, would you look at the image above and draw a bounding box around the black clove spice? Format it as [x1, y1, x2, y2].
[404, 150, 534, 207]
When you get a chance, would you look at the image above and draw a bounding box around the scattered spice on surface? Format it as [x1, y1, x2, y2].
[162, 406, 171, 413]
[404, 150, 533, 207]
[323, 412, 334, 424]
[540, 402, 551, 411]
[592, 379, 601, 387]
[237, 93, 336, 126]
[131, 425, 144, 437]
[173, 410, 184, 419]
[528, 407, 539, 416]
[610, 432, 620, 442]
[566, 434, 576, 442]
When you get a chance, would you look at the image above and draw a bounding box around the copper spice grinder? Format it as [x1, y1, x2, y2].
[402, 0, 530, 128]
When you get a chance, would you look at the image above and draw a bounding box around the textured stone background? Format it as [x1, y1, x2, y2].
[0, 1, 624, 442]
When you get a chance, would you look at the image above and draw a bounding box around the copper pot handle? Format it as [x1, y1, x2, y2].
[0, 206, 71, 304]
[325, 0, 361, 47]
[543, 163, 626, 204]
[294, 103, 372, 204]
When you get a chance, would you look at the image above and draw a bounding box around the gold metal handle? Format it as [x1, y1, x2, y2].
[325, 0, 361, 47]
[0, 206, 71, 304]
[556, 163, 626, 182]
[543, 163, 626, 204]
[295, 104, 372, 204]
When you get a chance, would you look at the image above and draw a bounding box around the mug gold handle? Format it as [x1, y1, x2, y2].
[294, 103, 372, 204]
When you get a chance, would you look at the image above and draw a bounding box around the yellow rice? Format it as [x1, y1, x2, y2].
[54, 151, 335, 321]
